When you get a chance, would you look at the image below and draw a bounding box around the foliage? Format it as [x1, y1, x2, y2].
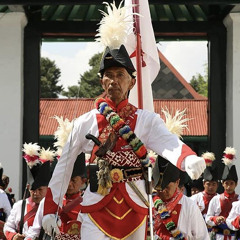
[62, 52, 104, 98]
[62, 85, 80, 98]
[190, 63, 208, 97]
[78, 52, 104, 98]
[40, 57, 63, 98]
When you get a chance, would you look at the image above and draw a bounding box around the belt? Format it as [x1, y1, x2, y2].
[213, 227, 236, 236]
[109, 166, 143, 183]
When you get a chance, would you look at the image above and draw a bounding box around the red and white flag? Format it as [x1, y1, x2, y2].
[124, 0, 160, 112]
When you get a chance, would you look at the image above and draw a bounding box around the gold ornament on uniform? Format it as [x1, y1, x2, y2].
[110, 168, 124, 183]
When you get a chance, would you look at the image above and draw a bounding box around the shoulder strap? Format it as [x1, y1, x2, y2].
[19, 199, 26, 234]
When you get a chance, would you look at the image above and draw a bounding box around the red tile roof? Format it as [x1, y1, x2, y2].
[40, 98, 208, 136]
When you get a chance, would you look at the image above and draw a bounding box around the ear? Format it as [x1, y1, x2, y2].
[129, 77, 136, 90]
[100, 79, 105, 90]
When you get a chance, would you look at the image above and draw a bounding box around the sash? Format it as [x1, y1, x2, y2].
[61, 196, 83, 214]
[23, 204, 38, 226]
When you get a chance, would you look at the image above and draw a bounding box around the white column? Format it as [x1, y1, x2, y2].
[224, 12, 240, 192]
[0, 12, 27, 200]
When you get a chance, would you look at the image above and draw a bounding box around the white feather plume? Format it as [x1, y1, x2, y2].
[161, 108, 190, 139]
[53, 116, 73, 156]
[0, 163, 2, 169]
[148, 150, 158, 167]
[96, 1, 136, 49]
[202, 152, 215, 167]
[39, 147, 55, 163]
[222, 147, 236, 166]
[22, 142, 40, 156]
[22, 142, 40, 168]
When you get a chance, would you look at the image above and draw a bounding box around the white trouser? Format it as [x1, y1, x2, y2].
[80, 213, 147, 240]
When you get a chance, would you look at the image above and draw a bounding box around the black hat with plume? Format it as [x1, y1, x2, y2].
[221, 147, 238, 182]
[96, 2, 136, 78]
[23, 143, 55, 190]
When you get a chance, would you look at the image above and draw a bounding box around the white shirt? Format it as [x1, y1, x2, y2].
[0, 189, 11, 220]
[4, 198, 32, 235]
[205, 194, 240, 240]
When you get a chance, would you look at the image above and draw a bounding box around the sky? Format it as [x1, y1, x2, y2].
[41, 40, 208, 91]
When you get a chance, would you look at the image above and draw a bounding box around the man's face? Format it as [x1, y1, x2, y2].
[222, 180, 237, 194]
[101, 67, 136, 105]
[30, 186, 48, 204]
[157, 179, 180, 201]
[203, 180, 218, 194]
[66, 176, 85, 196]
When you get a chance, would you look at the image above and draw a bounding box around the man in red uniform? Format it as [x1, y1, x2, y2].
[206, 147, 239, 240]
[4, 144, 53, 240]
[55, 153, 86, 240]
[191, 152, 219, 220]
[39, 3, 206, 240]
[152, 156, 209, 239]
[25, 153, 87, 240]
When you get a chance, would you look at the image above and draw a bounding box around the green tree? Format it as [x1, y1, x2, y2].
[78, 52, 104, 98]
[62, 85, 80, 98]
[190, 64, 208, 97]
[40, 57, 63, 98]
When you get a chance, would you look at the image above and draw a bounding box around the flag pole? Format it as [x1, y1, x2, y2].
[132, 0, 143, 109]
[132, 1, 154, 240]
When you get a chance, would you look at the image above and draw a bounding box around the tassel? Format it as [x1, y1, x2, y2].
[97, 158, 112, 196]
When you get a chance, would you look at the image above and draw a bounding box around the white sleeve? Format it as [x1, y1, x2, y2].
[47, 111, 98, 208]
[1, 193, 11, 219]
[226, 201, 240, 231]
[135, 110, 196, 168]
[190, 201, 210, 240]
[4, 201, 21, 234]
[205, 196, 219, 226]
[25, 199, 44, 238]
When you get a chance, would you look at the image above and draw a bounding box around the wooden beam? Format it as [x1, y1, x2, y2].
[208, 22, 227, 185]
[3, 0, 240, 5]
[23, 24, 41, 196]
[31, 20, 214, 39]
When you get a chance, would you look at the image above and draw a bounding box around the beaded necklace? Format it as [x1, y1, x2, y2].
[154, 190, 184, 239]
[95, 98, 150, 167]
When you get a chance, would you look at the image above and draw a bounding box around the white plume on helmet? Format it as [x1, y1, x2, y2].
[95, 1, 137, 49]
[222, 147, 236, 166]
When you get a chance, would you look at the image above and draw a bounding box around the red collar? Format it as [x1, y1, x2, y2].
[203, 191, 217, 197]
[105, 98, 129, 112]
[65, 192, 81, 200]
[224, 191, 236, 199]
[28, 197, 38, 207]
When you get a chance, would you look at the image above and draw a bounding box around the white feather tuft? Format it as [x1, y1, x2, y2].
[161, 108, 191, 139]
[39, 147, 55, 163]
[22, 142, 40, 168]
[148, 150, 158, 167]
[53, 116, 73, 157]
[202, 152, 215, 167]
[0, 163, 2, 169]
[222, 147, 236, 166]
[96, 1, 136, 49]
[22, 142, 40, 156]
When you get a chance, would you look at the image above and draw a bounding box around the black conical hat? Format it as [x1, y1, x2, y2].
[221, 165, 238, 182]
[28, 161, 51, 190]
[71, 153, 86, 178]
[152, 156, 180, 191]
[203, 166, 219, 181]
[99, 45, 136, 78]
